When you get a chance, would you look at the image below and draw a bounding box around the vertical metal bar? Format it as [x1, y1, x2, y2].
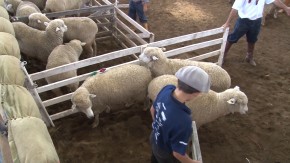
[192, 121, 202, 162]
[21, 62, 54, 127]
[217, 27, 229, 66]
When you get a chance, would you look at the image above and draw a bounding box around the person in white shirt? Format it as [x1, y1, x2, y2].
[222, 0, 290, 66]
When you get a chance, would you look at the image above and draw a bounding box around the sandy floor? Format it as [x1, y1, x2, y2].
[43, 0, 290, 163]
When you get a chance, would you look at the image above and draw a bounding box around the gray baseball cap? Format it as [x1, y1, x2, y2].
[175, 66, 211, 93]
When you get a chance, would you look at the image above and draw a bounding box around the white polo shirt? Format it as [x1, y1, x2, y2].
[233, 0, 275, 20]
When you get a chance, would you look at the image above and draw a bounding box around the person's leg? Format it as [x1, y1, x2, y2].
[128, 1, 137, 21]
[223, 18, 248, 63]
[245, 42, 256, 66]
[151, 152, 159, 163]
[135, 1, 148, 30]
[245, 18, 262, 66]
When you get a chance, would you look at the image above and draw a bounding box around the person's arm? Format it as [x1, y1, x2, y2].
[222, 8, 238, 28]
[173, 151, 201, 163]
[273, 0, 290, 15]
[150, 105, 155, 120]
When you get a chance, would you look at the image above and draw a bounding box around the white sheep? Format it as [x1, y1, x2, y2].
[148, 75, 248, 127]
[139, 47, 231, 92]
[0, 55, 25, 86]
[12, 19, 67, 63]
[15, 1, 41, 17]
[44, 0, 91, 13]
[46, 39, 86, 96]
[28, 13, 98, 58]
[26, 0, 47, 10]
[0, 32, 21, 59]
[0, 6, 9, 20]
[262, 1, 283, 26]
[71, 64, 152, 127]
[0, 17, 15, 36]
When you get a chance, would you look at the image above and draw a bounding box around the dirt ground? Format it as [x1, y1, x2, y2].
[46, 0, 290, 163]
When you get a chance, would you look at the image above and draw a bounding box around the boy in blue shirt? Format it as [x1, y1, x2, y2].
[150, 66, 210, 163]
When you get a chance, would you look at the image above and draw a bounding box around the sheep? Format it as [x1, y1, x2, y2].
[0, 17, 15, 36]
[28, 13, 98, 58]
[0, 6, 9, 20]
[0, 55, 25, 86]
[43, 0, 91, 13]
[26, 0, 47, 10]
[12, 19, 67, 63]
[46, 39, 86, 96]
[262, 0, 285, 26]
[148, 75, 248, 127]
[139, 47, 231, 92]
[71, 64, 152, 127]
[0, 32, 21, 59]
[15, 1, 41, 21]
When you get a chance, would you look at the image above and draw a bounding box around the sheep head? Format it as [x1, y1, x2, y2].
[44, 19, 67, 33]
[139, 47, 166, 64]
[226, 86, 248, 114]
[71, 87, 96, 119]
[28, 13, 50, 30]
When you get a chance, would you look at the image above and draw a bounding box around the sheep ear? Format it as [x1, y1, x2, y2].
[160, 47, 166, 51]
[81, 42, 86, 46]
[37, 20, 42, 24]
[44, 22, 49, 26]
[56, 27, 60, 32]
[234, 86, 240, 91]
[152, 56, 159, 61]
[89, 94, 96, 98]
[6, 4, 12, 10]
[227, 98, 236, 105]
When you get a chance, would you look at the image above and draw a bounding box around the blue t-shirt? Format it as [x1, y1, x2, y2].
[152, 85, 193, 155]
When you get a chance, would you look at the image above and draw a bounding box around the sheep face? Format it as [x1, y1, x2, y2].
[71, 87, 95, 119]
[45, 19, 67, 33]
[226, 86, 249, 114]
[28, 13, 50, 30]
[139, 47, 166, 64]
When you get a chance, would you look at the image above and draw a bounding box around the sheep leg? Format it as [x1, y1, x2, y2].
[92, 40, 97, 56]
[143, 97, 152, 111]
[52, 88, 63, 97]
[91, 114, 99, 128]
[83, 44, 94, 58]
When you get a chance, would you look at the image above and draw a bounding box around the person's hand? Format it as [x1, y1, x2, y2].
[143, 3, 148, 12]
[222, 22, 230, 30]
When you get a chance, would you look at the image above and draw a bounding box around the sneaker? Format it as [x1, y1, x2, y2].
[245, 56, 257, 66]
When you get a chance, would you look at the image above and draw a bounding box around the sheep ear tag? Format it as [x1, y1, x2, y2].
[56, 27, 60, 32]
[72, 104, 77, 110]
[152, 56, 159, 61]
[234, 86, 240, 91]
[37, 20, 42, 24]
[44, 22, 49, 27]
[89, 94, 96, 98]
[227, 98, 236, 105]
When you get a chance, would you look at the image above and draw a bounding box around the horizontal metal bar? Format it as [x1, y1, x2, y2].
[30, 46, 140, 81]
[165, 38, 223, 58]
[148, 27, 224, 48]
